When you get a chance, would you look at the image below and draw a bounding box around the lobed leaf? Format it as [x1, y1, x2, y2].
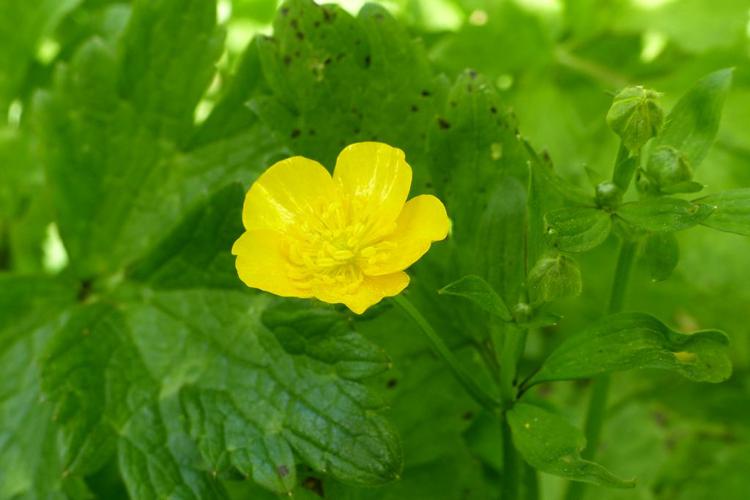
[529, 312, 732, 386]
[507, 403, 635, 488]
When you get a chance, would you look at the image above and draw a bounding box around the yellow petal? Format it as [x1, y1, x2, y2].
[333, 142, 412, 233]
[364, 194, 450, 276]
[317, 272, 410, 314]
[242, 156, 336, 232]
[232, 230, 312, 298]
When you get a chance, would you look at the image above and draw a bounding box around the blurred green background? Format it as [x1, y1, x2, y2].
[1, 0, 749, 499]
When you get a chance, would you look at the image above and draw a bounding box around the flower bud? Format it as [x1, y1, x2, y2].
[646, 145, 693, 188]
[595, 181, 623, 211]
[527, 254, 582, 306]
[606, 86, 664, 155]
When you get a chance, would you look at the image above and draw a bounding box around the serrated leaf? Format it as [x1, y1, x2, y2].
[545, 207, 612, 253]
[125, 289, 402, 491]
[507, 403, 635, 488]
[0, 276, 80, 499]
[41, 303, 122, 475]
[127, 184, 245, 290]
[35, 0, 280, 280]
[118, 0, 224, 143]
[529, 312, 731, 385]
[253, 0, 436, 172]
[427, 72, 529, 312]
[616, 197, 713, 232]
[697, 188, 750, 236]
[438, 275, 513, 322]
[652, 68, 733, 169]
[641, 232, 679, 282]
[262, 300, 391, 380]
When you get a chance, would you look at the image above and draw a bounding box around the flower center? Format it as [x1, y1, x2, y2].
[286, 198, 396, 293]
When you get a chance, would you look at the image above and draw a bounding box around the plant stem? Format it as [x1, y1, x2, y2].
[564, 239, 637, 500]
[611, 144, 638, 193]
[501, 415, 521, 500]
[500, 324, 527, 405]
[392, 294, 502, 411]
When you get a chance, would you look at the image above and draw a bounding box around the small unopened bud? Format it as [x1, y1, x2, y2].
[595, 181, 623, 211]
[527, 254, 582, 306]
[607, 86, 664, 155]
[647, 145, 693, 188]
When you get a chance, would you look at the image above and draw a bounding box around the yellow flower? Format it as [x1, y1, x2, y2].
[232, 142, 450, 314]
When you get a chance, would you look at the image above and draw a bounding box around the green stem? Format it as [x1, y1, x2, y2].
[607, 240, 637, 315]
[500, 324, 527, 405]
[611, 143, 638, 193]
[501, 415, 521, 500]
[564, 239, 637, 500]
[392, 295, 501, 411]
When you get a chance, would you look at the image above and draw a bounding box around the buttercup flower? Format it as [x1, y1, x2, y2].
[232, 142, 450, 314]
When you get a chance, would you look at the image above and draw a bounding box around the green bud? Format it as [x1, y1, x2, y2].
[646, 145, 693, 188]
[595, 181, 623, 211]
[512, 302, 532, 324]
[606, 86, 664, 155]
[527, 254, 582, 305]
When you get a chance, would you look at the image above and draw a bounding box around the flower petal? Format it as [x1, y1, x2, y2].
[317, 272, 410, 314]
[333, 142, 412, 232]
[364, 194, 450, 276]
[242, 156, 336, 232]
[232, 230, 312, 298]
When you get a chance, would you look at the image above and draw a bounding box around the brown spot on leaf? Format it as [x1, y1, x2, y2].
[386, 378, 398, 389]
[303, 476, 324, 497]
[277, 465, 290, 477]
[437, 117, 451, 129]
[290, 129, 301, 139]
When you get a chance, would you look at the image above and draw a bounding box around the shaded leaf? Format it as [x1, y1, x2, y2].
[652, 68, 733, 169]
[641, 232, 679, 282]
[616, 198, 713, 232]
[529, 312, 732, 385]
[698, 188, 750, 236]
[507, 403, 635, 488]
[438, 275, 513, 322]
[545, 207, 612, 253]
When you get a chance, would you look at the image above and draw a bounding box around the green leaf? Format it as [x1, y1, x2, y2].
[529, 312, 732, 385]
[0, 274, 75, 349]
[527, 254, 583, 305]
[0, 0, 80, 111]
[253, 0, 436, 172]
[641, 232, 679, 282]
[36, 9, 279, 279]
[127, 290, 402, 491]
[697, 188, 750, 236]
[428, 72, 529, 309]
[118, 0, 224, 143]
[40, 187, 403, 495]
[0, 276, 81, 499]
[616, 197, 713, 232]
[438, 275, 513, 322]
[652, 68, 733, 169]
[127, 183, 245, 290]
[507, 403, 635, 488]
[41, 303, 122, 475]
[545, 207, 612, 253]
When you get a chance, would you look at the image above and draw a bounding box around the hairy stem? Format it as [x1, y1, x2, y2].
[392, 294, 501, 411]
